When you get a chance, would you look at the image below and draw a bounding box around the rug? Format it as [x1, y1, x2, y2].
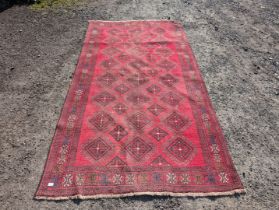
[35, 20, 244, 200]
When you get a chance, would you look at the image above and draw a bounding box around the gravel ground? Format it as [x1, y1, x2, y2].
[0, 0, 278, 209]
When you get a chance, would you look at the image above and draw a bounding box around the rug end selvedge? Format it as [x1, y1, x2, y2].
[35, 189, 245, 201]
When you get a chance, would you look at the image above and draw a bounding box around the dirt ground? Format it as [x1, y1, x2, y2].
[0, 0, 278, 209]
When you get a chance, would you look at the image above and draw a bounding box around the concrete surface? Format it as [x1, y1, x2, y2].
[0, 0, 278, 209]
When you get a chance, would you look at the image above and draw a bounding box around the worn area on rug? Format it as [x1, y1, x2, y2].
[35, 20, 244, 200]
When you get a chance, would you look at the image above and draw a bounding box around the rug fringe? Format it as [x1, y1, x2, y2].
[88, 20, 180, 23]
[35, 189, 245, 200]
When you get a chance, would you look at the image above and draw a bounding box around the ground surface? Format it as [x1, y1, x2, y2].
[0, 0, 278, 209]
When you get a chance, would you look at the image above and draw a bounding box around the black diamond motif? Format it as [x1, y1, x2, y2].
[114, 84, 130, 94]
[84, 138, 112, 160]
[151, 155, 170, 166]
[157, 59, 176, 71]
[113, 103, 128, 114]
[167, 137, 194, 162]
[147, 104, 165, 116]
[125, 137, 152, 160]
[101, 58, 118, 69]
[109, 125, 128, 141]
[127, 73, 149, 86]
[149, 127, 168, 141]
[146, 84, 161, 94]
[128, 112, 151, 130]
[89, 112, 114, 131]
[127, 93, 150, 105]
[165, 112, 190, 131]
[98, 73, 117, 86]
[161, 91, 183, 106]
[160, 74, 178, 87]
[106, 156, 127, 167]
[93, 91, 116, 106]
[118, 67, 131, 77]
[129, 59, 148, 70]
[147, 69, 159, 77]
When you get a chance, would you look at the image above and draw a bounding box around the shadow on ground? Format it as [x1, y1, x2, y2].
[0, 0, 33, 12]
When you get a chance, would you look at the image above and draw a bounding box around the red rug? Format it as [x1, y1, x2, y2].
[35, 20, 244, 200]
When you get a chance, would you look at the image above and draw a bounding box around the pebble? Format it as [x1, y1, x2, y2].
[272, 61, 278, 66]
